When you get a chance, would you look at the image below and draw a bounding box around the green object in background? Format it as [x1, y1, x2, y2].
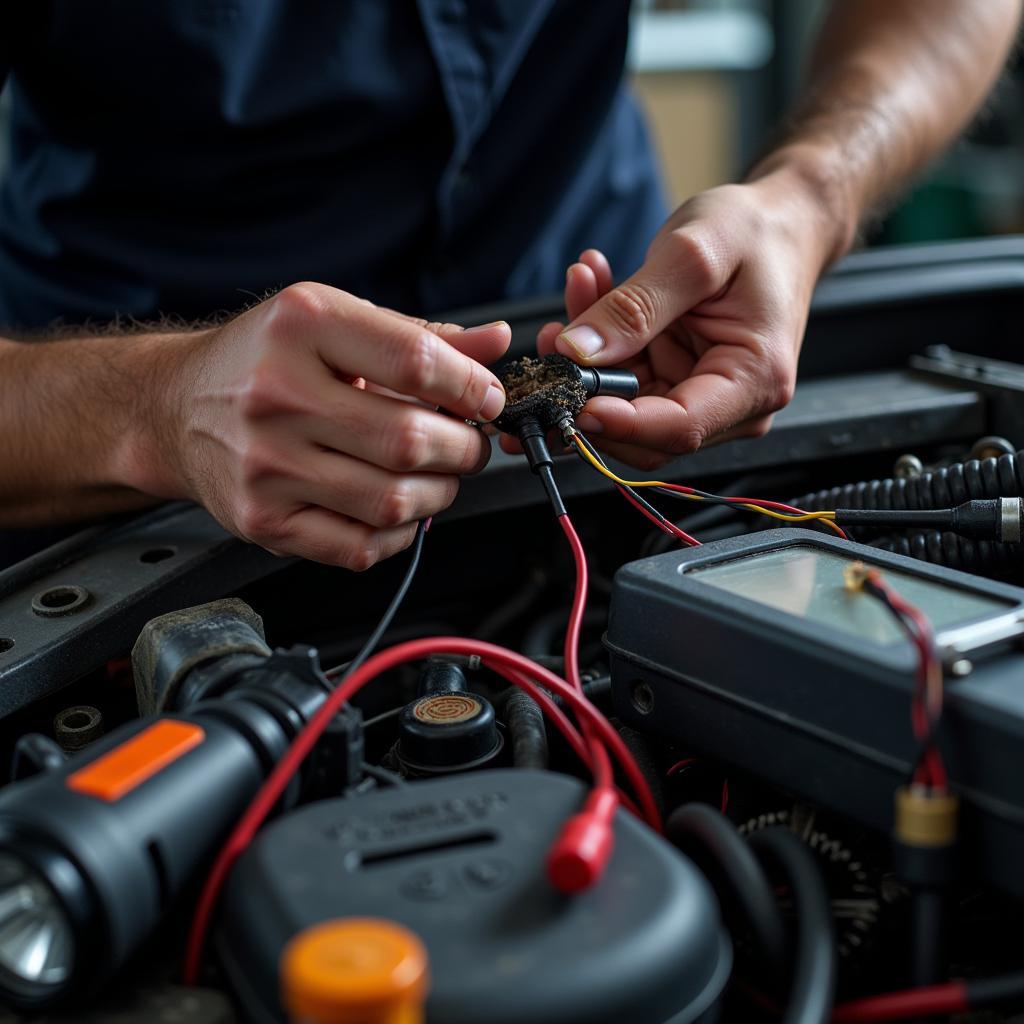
[877, 179, 982, 246]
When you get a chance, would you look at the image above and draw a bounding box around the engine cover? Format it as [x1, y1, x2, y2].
[218, 769, 729, 1024]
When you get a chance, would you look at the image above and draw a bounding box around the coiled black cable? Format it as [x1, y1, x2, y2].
[794, 451, 1024, 575]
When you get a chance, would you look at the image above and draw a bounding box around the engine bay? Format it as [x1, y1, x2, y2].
[1, 238, 1024, 1022]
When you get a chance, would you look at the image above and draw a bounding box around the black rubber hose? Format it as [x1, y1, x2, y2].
[749, 827, 837, 1024]
[501, 689, 548, 770]
[794, 451, 1024, 576]
[665, 805, 787, 976]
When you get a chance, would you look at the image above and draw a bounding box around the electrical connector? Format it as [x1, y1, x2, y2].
[892, 785, 960, 988]
[546, 788, 618, 893]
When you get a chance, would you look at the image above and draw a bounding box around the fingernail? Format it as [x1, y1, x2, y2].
[559, 325, 605, 359]
[464, 320, 509, 335]
[566, 266, 575, 283]
[575, 413, 603, 434]
[479, 383, 505, 422]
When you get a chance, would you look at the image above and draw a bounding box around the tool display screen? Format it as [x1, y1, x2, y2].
[689, 545, 1016, 646]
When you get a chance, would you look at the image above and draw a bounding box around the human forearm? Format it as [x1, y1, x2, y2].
[0, 287, 511, 568]
[0, 331, 198, 527]
[750, 0, 1022, 263]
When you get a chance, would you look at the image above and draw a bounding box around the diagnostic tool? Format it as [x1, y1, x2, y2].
[607, 530, 1024, 897]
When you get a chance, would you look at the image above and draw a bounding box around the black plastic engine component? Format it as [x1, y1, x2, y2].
[132, 597, 271, 714]
[795, 450, 1024, 576]
[396, 690, 503, 774]
[606, 529, 1024, 900]
[218, 769, 731, 1024]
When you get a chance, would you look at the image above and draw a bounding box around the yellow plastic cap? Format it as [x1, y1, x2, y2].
[281, 918, 429, 1024]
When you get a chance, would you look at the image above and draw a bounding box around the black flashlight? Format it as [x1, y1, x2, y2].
[0, 603, 351, 1010]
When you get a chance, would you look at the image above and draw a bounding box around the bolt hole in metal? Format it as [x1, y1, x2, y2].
[30, 586, 90, 618]
[0, 639, 13, 654]
[630, 680, 655, 715]
[139, 547, 176, 565]
[53, 706, 104, 752]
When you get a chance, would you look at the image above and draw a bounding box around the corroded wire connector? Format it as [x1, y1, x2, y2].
[842, 560, 873, 592]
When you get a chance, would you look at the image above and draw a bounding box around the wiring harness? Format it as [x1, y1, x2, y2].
[184, 448, 664, 982]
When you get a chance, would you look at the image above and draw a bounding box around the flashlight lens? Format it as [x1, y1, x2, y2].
[0, 853, 73, 997]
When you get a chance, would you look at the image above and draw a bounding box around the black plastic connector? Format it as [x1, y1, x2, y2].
[834, 498, 1023, 542]
[577, 366, 640, 401]
[518, 418, 566, 516]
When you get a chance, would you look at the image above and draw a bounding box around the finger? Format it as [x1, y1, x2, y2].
[286, 449, 460, 529]
[304, 381, 491, 475]
[565, 263, 600, 321]
[285, 287, 508, 421]
[377, 309, 513, 368]
[571, 342, 771, 454]
[273, 510, 418, 571]
[710, 414, 775, 446]
[432, 320, 512, 366]
[555, 230, 729, 365]
[584, 413, 772, 471]
[536, 321, 564, 356]
[578, 249, 614, 296]
[568, 387, 721, 456]
[581, 436, 671, 473]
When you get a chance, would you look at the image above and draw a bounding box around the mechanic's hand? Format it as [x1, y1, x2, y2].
[532, 174, 834, 470]
[154, 283, 509, 569]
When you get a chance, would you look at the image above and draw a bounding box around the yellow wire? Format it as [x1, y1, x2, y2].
[570, 434, 846, 537]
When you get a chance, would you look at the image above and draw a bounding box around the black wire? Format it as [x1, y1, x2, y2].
[664, 805, 788, 977]
[360, 762, 409, 789]
[324, 519, 428, 680]
[362, 705, 404, 729]
[748, 827, 837, 1024]
[615, 482, 682, 534]
[537, 463, 567, 516]
[572, 430, 829, 537]
[571, 430, 685, 538]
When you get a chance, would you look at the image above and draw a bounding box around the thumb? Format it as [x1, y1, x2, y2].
[555, 231, 722, 365]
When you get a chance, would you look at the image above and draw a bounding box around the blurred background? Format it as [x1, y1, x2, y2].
[630, 0, 1024, 245]
[3, 1, 1022, 249]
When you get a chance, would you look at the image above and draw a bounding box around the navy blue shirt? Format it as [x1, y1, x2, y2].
[0, 1, 668, 331]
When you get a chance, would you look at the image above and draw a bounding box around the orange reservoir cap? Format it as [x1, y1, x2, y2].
[281, 918, 429, 1024]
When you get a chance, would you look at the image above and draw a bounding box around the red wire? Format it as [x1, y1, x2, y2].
[558, 514, 616, 792]
[558, 513, 588, 697]
[617, 487, 700, 547]
[868, 574, 947, 790]
[831, 980, 970, 1021]
[182, 636, 661, 983]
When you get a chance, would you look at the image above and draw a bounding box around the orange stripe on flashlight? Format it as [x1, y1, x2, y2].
[67, 720, 205, 801]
